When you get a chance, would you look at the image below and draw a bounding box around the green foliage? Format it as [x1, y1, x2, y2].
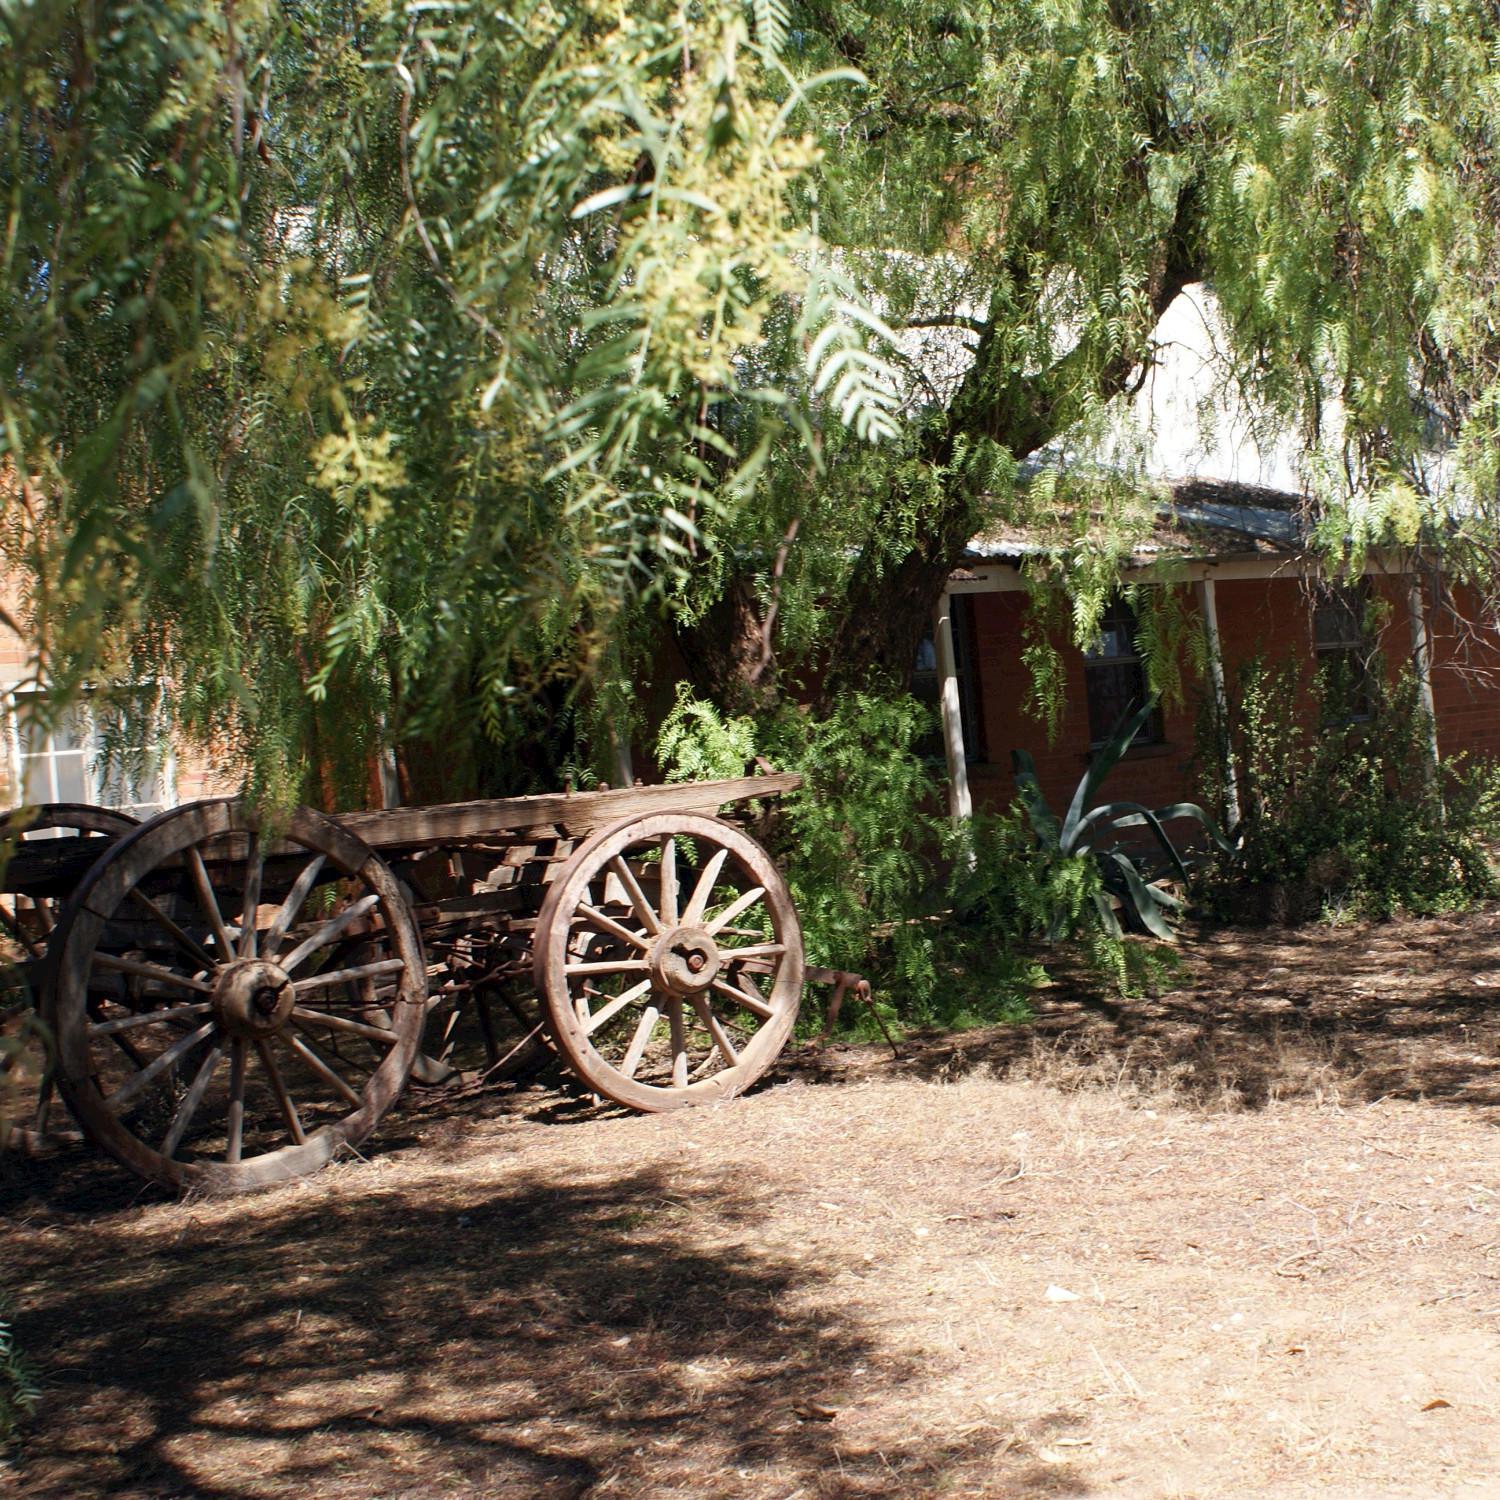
[656, 685, 757, 784]
[0, 1296, 38, 1457]
[657, 684, 1178, 1026]
[7, 1, 1500, 802]
[1012, 697, 1226, 943]
[751, 693, 942, 984]
[1198, 658, 1500, 923]
[0, 0, 900, 804]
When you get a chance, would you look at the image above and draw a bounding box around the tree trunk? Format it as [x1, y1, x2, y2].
[671, 577, 782, 717]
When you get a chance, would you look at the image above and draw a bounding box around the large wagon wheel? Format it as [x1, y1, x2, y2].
[535, 812, 803, 1111]
[44, 799, 427, 1192]
[0, 803, 139, 1148]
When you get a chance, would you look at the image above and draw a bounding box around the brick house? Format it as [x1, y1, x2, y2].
[923, 478, 1500, 825]
[0, 576, 232, 819]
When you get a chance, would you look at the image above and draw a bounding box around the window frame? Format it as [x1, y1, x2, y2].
[1083, 595, 1164, 750]
[1311, 581, 1375, 723]
[4, 682, 177, 820]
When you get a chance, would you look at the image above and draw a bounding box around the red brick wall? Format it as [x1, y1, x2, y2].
[1427, 583, 1500, 763]
[961, 571, 1500, 819]
[964, 589, 1200, 819]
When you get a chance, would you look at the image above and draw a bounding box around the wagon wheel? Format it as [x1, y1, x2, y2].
[44, 799, 427, 1192]
[535, 812, 803, 1112]
[0, 803, 139, 1148]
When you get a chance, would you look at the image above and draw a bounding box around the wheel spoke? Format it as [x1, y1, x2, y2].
[682, 849, 729, 927]
[668, 998, 688, 1087]
[238, 834, 263, 958]
[160, 1041, 224, 1158]
[704, 884, 767, 936]
[709, 976, 775, 1020]
[619, 1004, 661, 1079]
[279, 893, 380, 973]
[659, 836, 678, 927]
[105, 1020, 217, 1115]
[0, 898, 47, 959]
[281, 1031, 362, 1107]
[290, 1006, 400, 1045]
[691, 994, 740, 1065]
[93, 952, 213, 994]
[720, 942, 786, 963]
[225, 1038, 247, 1162]
[575, 902, 651, 951]
[127, 888, 218, 971]
[582, 977, 653, 1036]
[564, 957, 649, 977]
[187, 845, 235, 959]
[90, 1002, 212, 1036]
[292, 957, 407, 993]
[255, 1039, 305, 1144]
[264, 854, 328, 954]
[607, 856, 662, 936]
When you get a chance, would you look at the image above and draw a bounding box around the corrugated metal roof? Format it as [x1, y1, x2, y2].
[963, 476, 1307, 567]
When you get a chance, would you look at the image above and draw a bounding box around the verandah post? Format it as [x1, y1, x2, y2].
[933, 591, 973, 825]
[1194, 575, 1241, 831]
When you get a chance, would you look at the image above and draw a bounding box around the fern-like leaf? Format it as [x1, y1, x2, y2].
[750, 0, 790, 57]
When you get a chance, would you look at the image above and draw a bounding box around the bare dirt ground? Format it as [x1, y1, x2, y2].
[4, 906, 1500, 1499]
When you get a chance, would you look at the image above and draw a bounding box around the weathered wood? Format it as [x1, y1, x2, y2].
[335, 772, 800, 851]
[534, 811, 804, 1112]
[2, 775, 799, 896]
[44, 800, 427, 1193]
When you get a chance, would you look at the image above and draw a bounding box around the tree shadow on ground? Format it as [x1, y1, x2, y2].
[788, 910, 1500, 1115]
[5, 1160, 1084, 1500]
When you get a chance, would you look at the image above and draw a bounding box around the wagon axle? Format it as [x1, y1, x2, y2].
[211, 960, 296, 1040]
[651, 927, 721, 996]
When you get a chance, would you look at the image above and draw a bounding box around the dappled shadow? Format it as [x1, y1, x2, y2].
[6, 1156, 1085, 1499]
[788, 906, 1500, 1115]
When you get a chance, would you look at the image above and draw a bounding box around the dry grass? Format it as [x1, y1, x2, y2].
[3, 905, 1500, 1498]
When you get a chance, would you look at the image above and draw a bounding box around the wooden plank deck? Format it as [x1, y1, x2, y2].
[1, 774, 802, 896]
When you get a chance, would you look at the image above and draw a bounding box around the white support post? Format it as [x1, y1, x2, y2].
[610, 725, 634, 787]
[378, 747, 401, 809]
[933, 592, 973, 824]
[1407, 572, 1441, 781]
[1194, 576, 1241, 830]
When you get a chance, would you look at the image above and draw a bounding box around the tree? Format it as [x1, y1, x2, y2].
[3, 0, 1499, 799]
[670, 0, 1500, 712]
[0, 0, 899, 800]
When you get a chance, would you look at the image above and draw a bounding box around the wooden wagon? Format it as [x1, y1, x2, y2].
[0, 775, 804, 1193]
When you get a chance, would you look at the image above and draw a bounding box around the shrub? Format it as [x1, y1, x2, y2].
[656, 687, 1164, 1028]
[1197, 657, 1500, 923]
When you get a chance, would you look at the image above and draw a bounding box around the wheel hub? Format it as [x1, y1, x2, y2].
[211, 958, 296, 1039]
[649, 926, 720, 997]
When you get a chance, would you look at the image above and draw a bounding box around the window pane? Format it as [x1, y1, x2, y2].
[97, 757, 162, 813]
[55, 703, 93, 752]
[20, 754, 54, 805]
[52, 749, 90, 804]
[14, 697, 48, 760]
[1086, 661, 1150, 744]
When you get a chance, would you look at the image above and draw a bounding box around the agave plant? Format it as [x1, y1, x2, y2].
[1011, 698, 1229, 941]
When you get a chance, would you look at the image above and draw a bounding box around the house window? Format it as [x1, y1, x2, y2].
[9, 688, 172, 821]
[1313, 583, 1372, 720]
[1084, 596, 1162, 747]
[911, 595, 986, 762]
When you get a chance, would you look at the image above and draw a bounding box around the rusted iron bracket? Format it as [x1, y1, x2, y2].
[805, 965, 900, 1059]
